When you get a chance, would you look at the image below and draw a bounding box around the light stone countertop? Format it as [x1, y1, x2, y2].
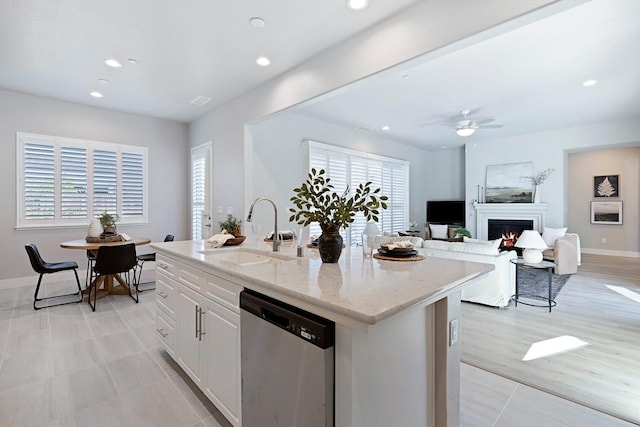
[151, 239, 493, 327]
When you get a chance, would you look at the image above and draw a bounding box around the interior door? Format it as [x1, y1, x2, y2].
[191, 142, 213, 240]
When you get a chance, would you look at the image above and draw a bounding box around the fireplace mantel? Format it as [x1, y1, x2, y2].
[473, 202, 549, 240]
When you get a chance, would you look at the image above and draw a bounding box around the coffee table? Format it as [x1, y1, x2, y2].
[511, 258, 557, 312]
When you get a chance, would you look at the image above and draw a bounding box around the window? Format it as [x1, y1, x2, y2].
[307, 141, 409, 246]
[191, 142, 212, 240]
[17, 132, 148, 228]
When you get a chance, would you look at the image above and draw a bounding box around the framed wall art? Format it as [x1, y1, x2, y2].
[594, 175, 619, 198]
[590, 201, 623, 225]
[485, 162, 533, 203]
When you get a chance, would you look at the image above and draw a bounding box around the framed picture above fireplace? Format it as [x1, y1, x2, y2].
[593, 175, 619, 198]
[591, 201, 623, 225]
[485, 162, 534, 203]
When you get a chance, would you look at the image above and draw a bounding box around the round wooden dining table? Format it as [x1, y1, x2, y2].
[60, 237, 151, 302]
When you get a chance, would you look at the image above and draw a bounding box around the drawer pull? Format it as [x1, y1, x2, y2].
[157, 328, 168, 338]
[158, 263, 169, 270]
[157, 292, 168, 299]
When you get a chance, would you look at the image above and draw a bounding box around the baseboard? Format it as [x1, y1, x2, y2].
[581, 248, 640, 258]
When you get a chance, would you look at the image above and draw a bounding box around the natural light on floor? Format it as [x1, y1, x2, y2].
[522, 335, 589, 361]
[606, 285, 640, 304]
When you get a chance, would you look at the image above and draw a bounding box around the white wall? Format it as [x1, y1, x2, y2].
[464, 118, 640, 253]
[568, 146, 639, 256]
[248, 113, 442, 236]
[1, 89, 189, 279]
[189, 0, 561, 233]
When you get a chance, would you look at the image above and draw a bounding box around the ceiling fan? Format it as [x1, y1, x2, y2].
[442, 110, 504, 137]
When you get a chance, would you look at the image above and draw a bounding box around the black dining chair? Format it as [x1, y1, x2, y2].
[88, 243, 138, 311]
[135, 234, 174, 293]
[85, 250, 97, 289]
[25, 243, 83, 310]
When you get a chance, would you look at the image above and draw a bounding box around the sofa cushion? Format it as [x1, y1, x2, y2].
[429, 224, 449, 239]
[423, 240, 500, 256]
[463, 237, 501, 250]
[542, 227, 567, 247]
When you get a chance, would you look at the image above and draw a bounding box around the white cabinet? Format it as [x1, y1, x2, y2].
[203, 300, 241, 426]
[176, 284, 204, 386]
[156, 254, 242, 427]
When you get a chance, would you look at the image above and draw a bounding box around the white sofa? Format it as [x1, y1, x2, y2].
[422, 240, 516, 308]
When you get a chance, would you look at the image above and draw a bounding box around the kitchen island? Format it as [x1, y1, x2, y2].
[151, 239, 493, 427]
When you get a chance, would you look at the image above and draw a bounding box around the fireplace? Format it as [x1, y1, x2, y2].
[488, 219, 533, 251]
[473, 202, 548, 241]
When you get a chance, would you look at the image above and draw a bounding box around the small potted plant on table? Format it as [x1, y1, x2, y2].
[218, 214, 243, 237]
[99, 212, 119, 235]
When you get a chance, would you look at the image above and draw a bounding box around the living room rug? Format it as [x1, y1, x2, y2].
[516, 267, 571, 301]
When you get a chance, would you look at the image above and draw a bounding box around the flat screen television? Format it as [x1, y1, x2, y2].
[426, 200, 465, 226]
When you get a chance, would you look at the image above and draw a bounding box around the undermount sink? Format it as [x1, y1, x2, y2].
[197, 248, 296, 266]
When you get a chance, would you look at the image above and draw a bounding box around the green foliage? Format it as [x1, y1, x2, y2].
[288, 168, 388, 230]
[454, 227, 471, 239]
[218, 214, 242, 233]
[99, 212, 119, 227]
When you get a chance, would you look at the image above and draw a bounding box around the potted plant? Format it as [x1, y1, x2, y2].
[99, 211, 119, 234]
[453, 227, 471, 240]
[289, 168, 388, 262]
[218, 214, 242, 237]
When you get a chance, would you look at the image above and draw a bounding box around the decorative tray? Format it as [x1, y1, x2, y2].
[373, 252, 425, 262]
[224, 236, 246, 246]
[86, 234, 123, 243]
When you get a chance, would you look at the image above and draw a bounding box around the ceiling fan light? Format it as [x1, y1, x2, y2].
[456, 127, 476, 137]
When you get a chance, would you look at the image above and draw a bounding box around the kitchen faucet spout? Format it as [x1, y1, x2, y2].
[247, 197, 280, 252]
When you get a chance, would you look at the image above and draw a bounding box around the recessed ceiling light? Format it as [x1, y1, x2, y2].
[104, 58, 122, 68]
[90, 91, 104, 98]
[382, 126, 390, 131]
[582, 79, 598, 87]
[256, 56, 271, 67]
[127, 58, 137, 64]
[250, 17, 265, 28]
[97, 78, 109, 84]
[441, 145, 447, 149]
[402, 74, 410, 79]
[347, 0, 369, 10]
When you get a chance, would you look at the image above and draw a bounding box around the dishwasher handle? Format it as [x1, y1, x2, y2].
[261, 308, 290, 329]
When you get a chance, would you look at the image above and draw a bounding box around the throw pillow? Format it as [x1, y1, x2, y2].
[429, 224, 449, 239]
[542, 227, 567, 247]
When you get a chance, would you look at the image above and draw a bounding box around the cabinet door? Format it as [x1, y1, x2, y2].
[176, 285, 203, 386]
[203, 301, 241, 427]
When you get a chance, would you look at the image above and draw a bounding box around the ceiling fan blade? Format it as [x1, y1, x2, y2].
[475, 118, 496, 125]
[478, 124, 504, 129]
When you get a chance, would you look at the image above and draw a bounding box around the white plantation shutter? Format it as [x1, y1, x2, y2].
[121, 152, 144, 218]
[192, 156, 206, 239]
[17, 132, 148, 228]
[307, 141, 409, 246]
[24, 141, 56, 220]
[60, 146, 87, 219]
[92, 149, 118, 216]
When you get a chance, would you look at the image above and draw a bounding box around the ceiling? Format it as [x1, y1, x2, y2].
[0, 0, 420, 123]
[293, 0, 640, 150]
[1, 0, 638, 148]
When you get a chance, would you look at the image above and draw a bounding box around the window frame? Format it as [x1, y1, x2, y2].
[16, 132, 148, 230]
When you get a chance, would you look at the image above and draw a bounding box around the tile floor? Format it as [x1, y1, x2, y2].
[0, 280, 635, 427]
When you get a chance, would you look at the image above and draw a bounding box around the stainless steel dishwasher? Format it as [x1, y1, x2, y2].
[240, 289, 335, 427]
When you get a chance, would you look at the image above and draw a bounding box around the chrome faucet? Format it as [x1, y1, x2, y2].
[247, 197, 280, 252]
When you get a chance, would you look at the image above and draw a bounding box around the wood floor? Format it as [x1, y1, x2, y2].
[461, 254, 640, 425]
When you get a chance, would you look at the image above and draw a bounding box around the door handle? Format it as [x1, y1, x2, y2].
[198, 307, 206, 341]
[195, 306, 199, 338]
